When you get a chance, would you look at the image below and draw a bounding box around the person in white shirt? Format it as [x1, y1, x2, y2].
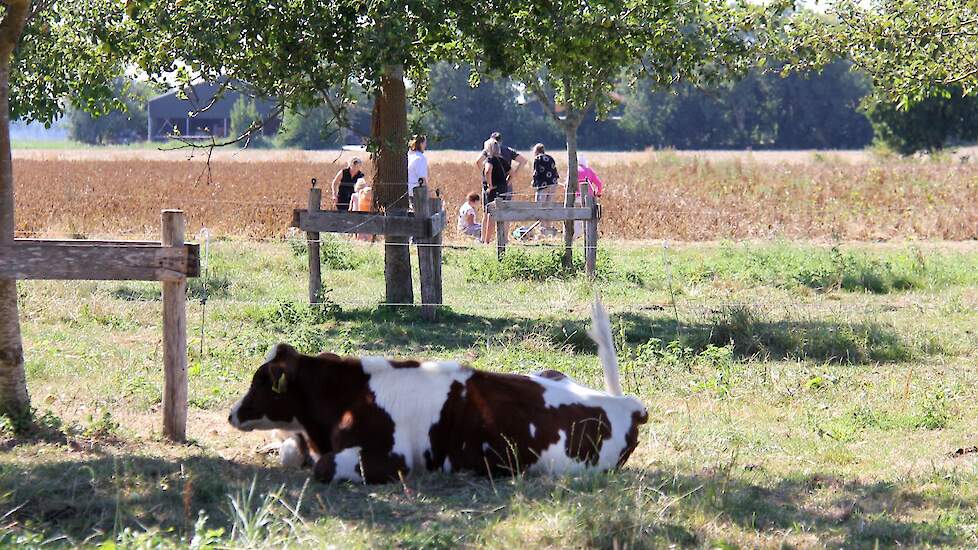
[457, 192, 482, 238]
[407, 134, 428, 209]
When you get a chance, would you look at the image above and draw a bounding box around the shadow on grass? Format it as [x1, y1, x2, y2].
[103, 275, 233, 303]
[329, 306, 920, 365]
[0, 452, 965, 548]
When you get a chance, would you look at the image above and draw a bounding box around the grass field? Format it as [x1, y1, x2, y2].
[4, 237, 978, 548]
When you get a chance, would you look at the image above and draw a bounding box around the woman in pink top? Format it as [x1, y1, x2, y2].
[576, 156, 603, 197]
[570, 156, 603, 238]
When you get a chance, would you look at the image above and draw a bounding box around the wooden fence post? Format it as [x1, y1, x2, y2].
[496, 201, 507, 260]
[584, 193, 598, 279]
[307, 186, 322, 304]
[431, 196, 443, 308]
[415, 186, 443, 321]
[161, 209, 188, 442]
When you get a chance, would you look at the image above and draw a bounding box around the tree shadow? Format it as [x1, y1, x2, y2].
[329, 307, 919, 365]
[0, 453, 966, 547]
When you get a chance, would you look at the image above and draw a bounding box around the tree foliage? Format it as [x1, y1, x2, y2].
[122, 0, 459, 142]
[419, 63, 562, 149]
[417, 60, 873, 150]
[463, 0, 786, 123]
[865, 89, 978, 154]
[67, 78, 151, 145]
[229, 96, 263, 148]
[618, 61, 873, 150]
[790, 0, 978, 105]
[12, 1, 127, 125]
[278, 99, 371, 150]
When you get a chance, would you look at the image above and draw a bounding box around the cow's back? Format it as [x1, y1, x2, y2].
[425, 369, 646, 476]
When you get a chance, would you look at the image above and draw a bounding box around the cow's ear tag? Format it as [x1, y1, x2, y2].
[272, 372, 288, 394]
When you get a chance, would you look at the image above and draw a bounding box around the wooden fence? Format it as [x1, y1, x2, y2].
[291, 185, 446, 320]
[0, 210, 199, 441]
[487, 193, 601, 277]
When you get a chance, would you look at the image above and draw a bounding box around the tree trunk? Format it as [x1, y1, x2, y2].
[562, 119, 581, 269]
[0, 56, 28, 418]
[371, 64, 413, 305]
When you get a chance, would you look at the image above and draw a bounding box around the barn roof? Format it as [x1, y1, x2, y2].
[148, 78, 277, 119]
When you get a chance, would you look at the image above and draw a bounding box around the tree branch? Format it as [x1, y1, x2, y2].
[529, 80, 559, 122]
[944, 64, 978, 85]
[164, 103, 285, 185]
[184, 79, 232, 117]
[26, 0, 55, 27]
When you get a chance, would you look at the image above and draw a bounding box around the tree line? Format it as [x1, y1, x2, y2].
[67, 61, 977, 155]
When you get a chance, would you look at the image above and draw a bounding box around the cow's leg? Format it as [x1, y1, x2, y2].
[279, 434, 308, 468]
[313, 447, 409, 484]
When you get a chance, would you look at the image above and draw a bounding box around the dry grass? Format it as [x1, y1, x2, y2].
[13, 147, 978, 241]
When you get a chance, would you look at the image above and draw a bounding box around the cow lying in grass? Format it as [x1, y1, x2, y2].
[229, 299, 647, 483]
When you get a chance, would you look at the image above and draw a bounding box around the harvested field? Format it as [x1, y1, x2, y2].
[13, 148, 978, 241]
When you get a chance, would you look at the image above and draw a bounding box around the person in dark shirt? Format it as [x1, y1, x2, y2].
[330, 157, 365, 211]
[474, 131, 526, 193]
[531, 143, 560, 236]
[481, 140, 508, 244]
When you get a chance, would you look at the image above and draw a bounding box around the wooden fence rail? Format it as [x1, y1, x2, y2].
[0, 240, 198, 281]
[487, 194, 601, 278]
[0, 210, 199, 442]
[292, 184, 446, 320]
[291, 207, 446, 238]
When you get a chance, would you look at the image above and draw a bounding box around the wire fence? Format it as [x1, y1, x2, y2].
[24, 225, 962, 316]
[13, 187, 978, 327]
[20, 185, 955, 213]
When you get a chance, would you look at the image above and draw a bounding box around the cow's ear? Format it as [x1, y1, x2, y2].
[265, 343, 300, 394]
[267, 361, 297, 394]
[271, 370, 289, 395]
[265, 342, 299, 365]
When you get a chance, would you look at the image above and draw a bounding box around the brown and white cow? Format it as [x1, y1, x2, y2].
[229, 299, 648, 483]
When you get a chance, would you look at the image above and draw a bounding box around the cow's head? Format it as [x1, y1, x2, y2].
[229, 343, 304, 432]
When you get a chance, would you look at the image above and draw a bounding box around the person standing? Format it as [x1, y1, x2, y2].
[481, 140, 508, 244]
[353, 183, 375, 242]
[474, 131, 526, 196]
[531, 143, 560, 236]
[407, 135, 428, 209]
[330, 157, 365, 211]
[349, 179, 368, 213]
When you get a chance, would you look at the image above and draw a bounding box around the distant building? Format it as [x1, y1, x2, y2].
[147, 79, 279, 141]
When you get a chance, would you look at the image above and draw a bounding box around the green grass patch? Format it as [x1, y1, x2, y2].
[666, 242, 978, 293]
[6, 239, 978, 548]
